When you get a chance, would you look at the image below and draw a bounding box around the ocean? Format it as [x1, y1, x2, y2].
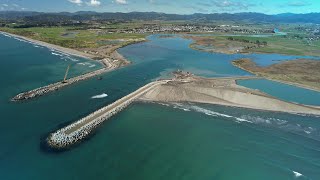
[0, 33, 319, 180]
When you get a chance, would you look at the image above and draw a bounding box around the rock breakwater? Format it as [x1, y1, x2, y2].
[12, 68, 111, 101]
[47, 80, 168, 150]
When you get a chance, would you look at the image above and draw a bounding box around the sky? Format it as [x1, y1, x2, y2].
[0, 0, 319, 14]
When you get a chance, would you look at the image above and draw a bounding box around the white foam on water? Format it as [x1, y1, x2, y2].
[158, 103, 170, 107]
[167, 103, 253, 124]
[51, 52, 64, 56]
[155, 103, 319, 140]
[77, 62, 86, 65]
[89, 64, 96, 68]
[2, 33, 11, 37]
[14, 37, 27, 42]
[235, 117, 253, 123]
[190, 105, 234, 118]
[91, 93, 108, 99]
[293, 171, 303, 178]
[304, 130, 311, 134]
[172, 103, 191, 112]
[67, 57, 79, 62]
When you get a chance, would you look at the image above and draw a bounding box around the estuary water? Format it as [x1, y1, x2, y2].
[0, 33, 320, 180]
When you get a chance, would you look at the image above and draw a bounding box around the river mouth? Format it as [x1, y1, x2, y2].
[1, 33, 320, 179]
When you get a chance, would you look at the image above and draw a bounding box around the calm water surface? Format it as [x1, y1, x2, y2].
[238, 79, 320, 106]
[0, 34, 319, 180]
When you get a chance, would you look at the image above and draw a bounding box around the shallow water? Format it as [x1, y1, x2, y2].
[0, 33, 319, 180]
[238, 79, 320, 106]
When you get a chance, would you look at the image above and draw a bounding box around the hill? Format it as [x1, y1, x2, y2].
[1, 11, 320, 23]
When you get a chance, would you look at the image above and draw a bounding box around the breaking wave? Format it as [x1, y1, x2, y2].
[91, 93, 108, 99]
[51, 52, 64, 56]
[158, 103, 318, 137]
[292, 171, 303, 178]
[168, 103, 252, 123]
[1, 33, 11, 37]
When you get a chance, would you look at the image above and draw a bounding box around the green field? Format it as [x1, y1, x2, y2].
[188, 34, 320, 56]
[0, 26, 147, 49]
[221, 34, 320, 56]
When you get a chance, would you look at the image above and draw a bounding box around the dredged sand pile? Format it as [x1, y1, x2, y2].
[140, 72, 320, 115]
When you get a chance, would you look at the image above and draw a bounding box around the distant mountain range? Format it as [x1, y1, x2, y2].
[1, 11, 320, 24]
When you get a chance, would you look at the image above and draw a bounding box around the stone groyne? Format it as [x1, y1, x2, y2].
[11, 68, 112, 102]
[47, 80, 168, 150]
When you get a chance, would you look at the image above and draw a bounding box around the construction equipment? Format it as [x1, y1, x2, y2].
[63, 65, 70, 83]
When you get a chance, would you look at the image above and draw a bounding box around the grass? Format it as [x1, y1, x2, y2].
[0, 26, 147, 49]
[214, 34, 320, 56]
[233, 58, 320, 91]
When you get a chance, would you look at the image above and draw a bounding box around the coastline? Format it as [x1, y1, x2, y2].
[184, 35, 320, 57]
[139, 73, 320, 116]
[0, 30, 144, 69]
[2, 30, 144, 101]
[232, 60, 320, 93]
[0, 31, 96, 60]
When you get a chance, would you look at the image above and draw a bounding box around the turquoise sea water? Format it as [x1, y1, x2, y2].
[0, 33, 320, 180]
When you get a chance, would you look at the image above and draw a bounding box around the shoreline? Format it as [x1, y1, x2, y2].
[232, 60, 320, 93]
[184, 35, 320, 57]
[1, 30, 146, 101]
[140, 72, 320, 116]
[0, 30, 144, 69]
[139, 100, 320, 118]
[0, 31, 96, 60]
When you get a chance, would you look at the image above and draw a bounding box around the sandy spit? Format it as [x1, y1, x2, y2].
[139, 77, 320, 116]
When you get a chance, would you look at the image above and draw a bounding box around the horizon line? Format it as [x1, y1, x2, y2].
[1, 10, 320, 16]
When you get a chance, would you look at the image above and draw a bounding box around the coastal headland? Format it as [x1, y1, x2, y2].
[47, 71, 320, 150]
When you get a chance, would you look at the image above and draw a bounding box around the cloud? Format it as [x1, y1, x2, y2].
[115, 0, 128, 5]
[1, 3, 27, 11]
[212, 0, 256, 9]
[68, 0, 83, 5]
[147, 0, 171, 6]
[195, 0, 256, 12]
[287, 0, 311, 7]
[87, 0, 101, 6]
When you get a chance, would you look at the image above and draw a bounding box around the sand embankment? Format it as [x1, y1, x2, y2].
[140, 75, 320, 115]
